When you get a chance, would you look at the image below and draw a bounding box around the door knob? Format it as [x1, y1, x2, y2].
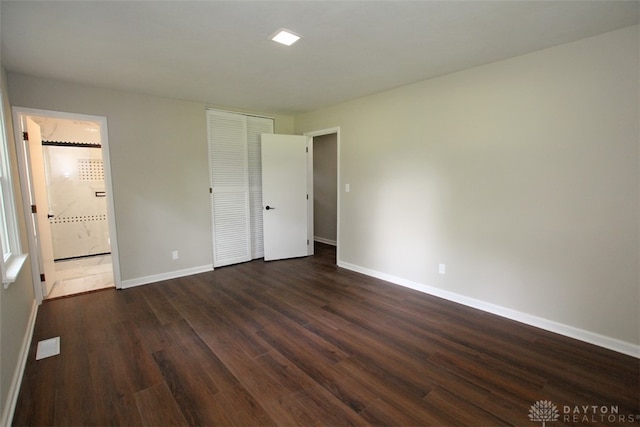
[265, 205, 276, 210]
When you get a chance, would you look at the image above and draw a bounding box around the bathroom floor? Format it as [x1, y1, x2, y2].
[46, 255, 114, 299]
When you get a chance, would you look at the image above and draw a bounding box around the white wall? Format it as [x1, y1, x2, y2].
[7, 74, 295, 283]
[295, 26, 640, 351]
[0, 67, 37, 426]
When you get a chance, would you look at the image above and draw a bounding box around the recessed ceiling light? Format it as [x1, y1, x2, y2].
[271, 29, 301, 46]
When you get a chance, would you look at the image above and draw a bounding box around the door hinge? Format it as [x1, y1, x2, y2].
[306, 194, 309, 200]
[306, 147, 308, 153]
[31, 205, 37, 214]
[40, 273, 45, 282]
[23, 131, 29, 141]
[209, 187, 212, 194]
[307, 239, 309, 245]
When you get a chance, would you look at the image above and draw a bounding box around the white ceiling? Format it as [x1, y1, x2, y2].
[1, 1, 638, 115]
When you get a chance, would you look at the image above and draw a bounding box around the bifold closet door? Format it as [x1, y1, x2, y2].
[246, 116, 274, 259]
[207, 110, 251, 267]
[207, 110, 274, 267]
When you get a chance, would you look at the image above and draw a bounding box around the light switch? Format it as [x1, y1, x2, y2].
[345, 183, 350, 193]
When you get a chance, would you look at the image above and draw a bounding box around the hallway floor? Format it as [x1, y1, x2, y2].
[46, 255, 114, 299]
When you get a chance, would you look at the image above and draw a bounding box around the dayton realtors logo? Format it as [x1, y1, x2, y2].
[529, 400, 640, 425]
[529, 400, 560, 427]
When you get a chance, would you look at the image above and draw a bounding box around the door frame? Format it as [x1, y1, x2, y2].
[12, 107, 122, 303]
[304, 127, 340, 262]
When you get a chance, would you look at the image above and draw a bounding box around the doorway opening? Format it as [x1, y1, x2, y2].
[12, 108, 121, 302]
[307, 128, 340, 264]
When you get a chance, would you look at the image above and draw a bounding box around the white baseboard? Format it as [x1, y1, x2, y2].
[120, 264, 213, 289]
[314, 236, 337, 246]
[2, 300, 38, 427]
[338, 260, 640, 358]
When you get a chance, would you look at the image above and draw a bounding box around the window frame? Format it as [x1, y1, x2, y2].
[0, 89, 27, 287]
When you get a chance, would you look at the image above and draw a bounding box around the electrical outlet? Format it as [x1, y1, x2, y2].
[438, 263, 446, 274]
[172, 250, 179, 260]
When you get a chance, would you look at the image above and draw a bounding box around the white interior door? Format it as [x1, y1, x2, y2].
[26, 118, 57, 296]
[261, 134, 310, 261]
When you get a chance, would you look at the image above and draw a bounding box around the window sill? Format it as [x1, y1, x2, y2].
[2, 253, 28, 289]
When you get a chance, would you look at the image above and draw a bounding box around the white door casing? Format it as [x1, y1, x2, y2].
[13, 107, 121, 302]
[261, 134, 310, 261]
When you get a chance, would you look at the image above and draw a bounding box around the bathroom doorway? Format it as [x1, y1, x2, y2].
[13, 108, 121, 302]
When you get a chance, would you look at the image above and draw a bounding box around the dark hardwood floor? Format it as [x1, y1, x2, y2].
[13, 243, 640, 426]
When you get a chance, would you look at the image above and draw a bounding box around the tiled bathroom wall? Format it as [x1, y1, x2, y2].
[35, 116, 110, 260]
[45, 145, 110, 260]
